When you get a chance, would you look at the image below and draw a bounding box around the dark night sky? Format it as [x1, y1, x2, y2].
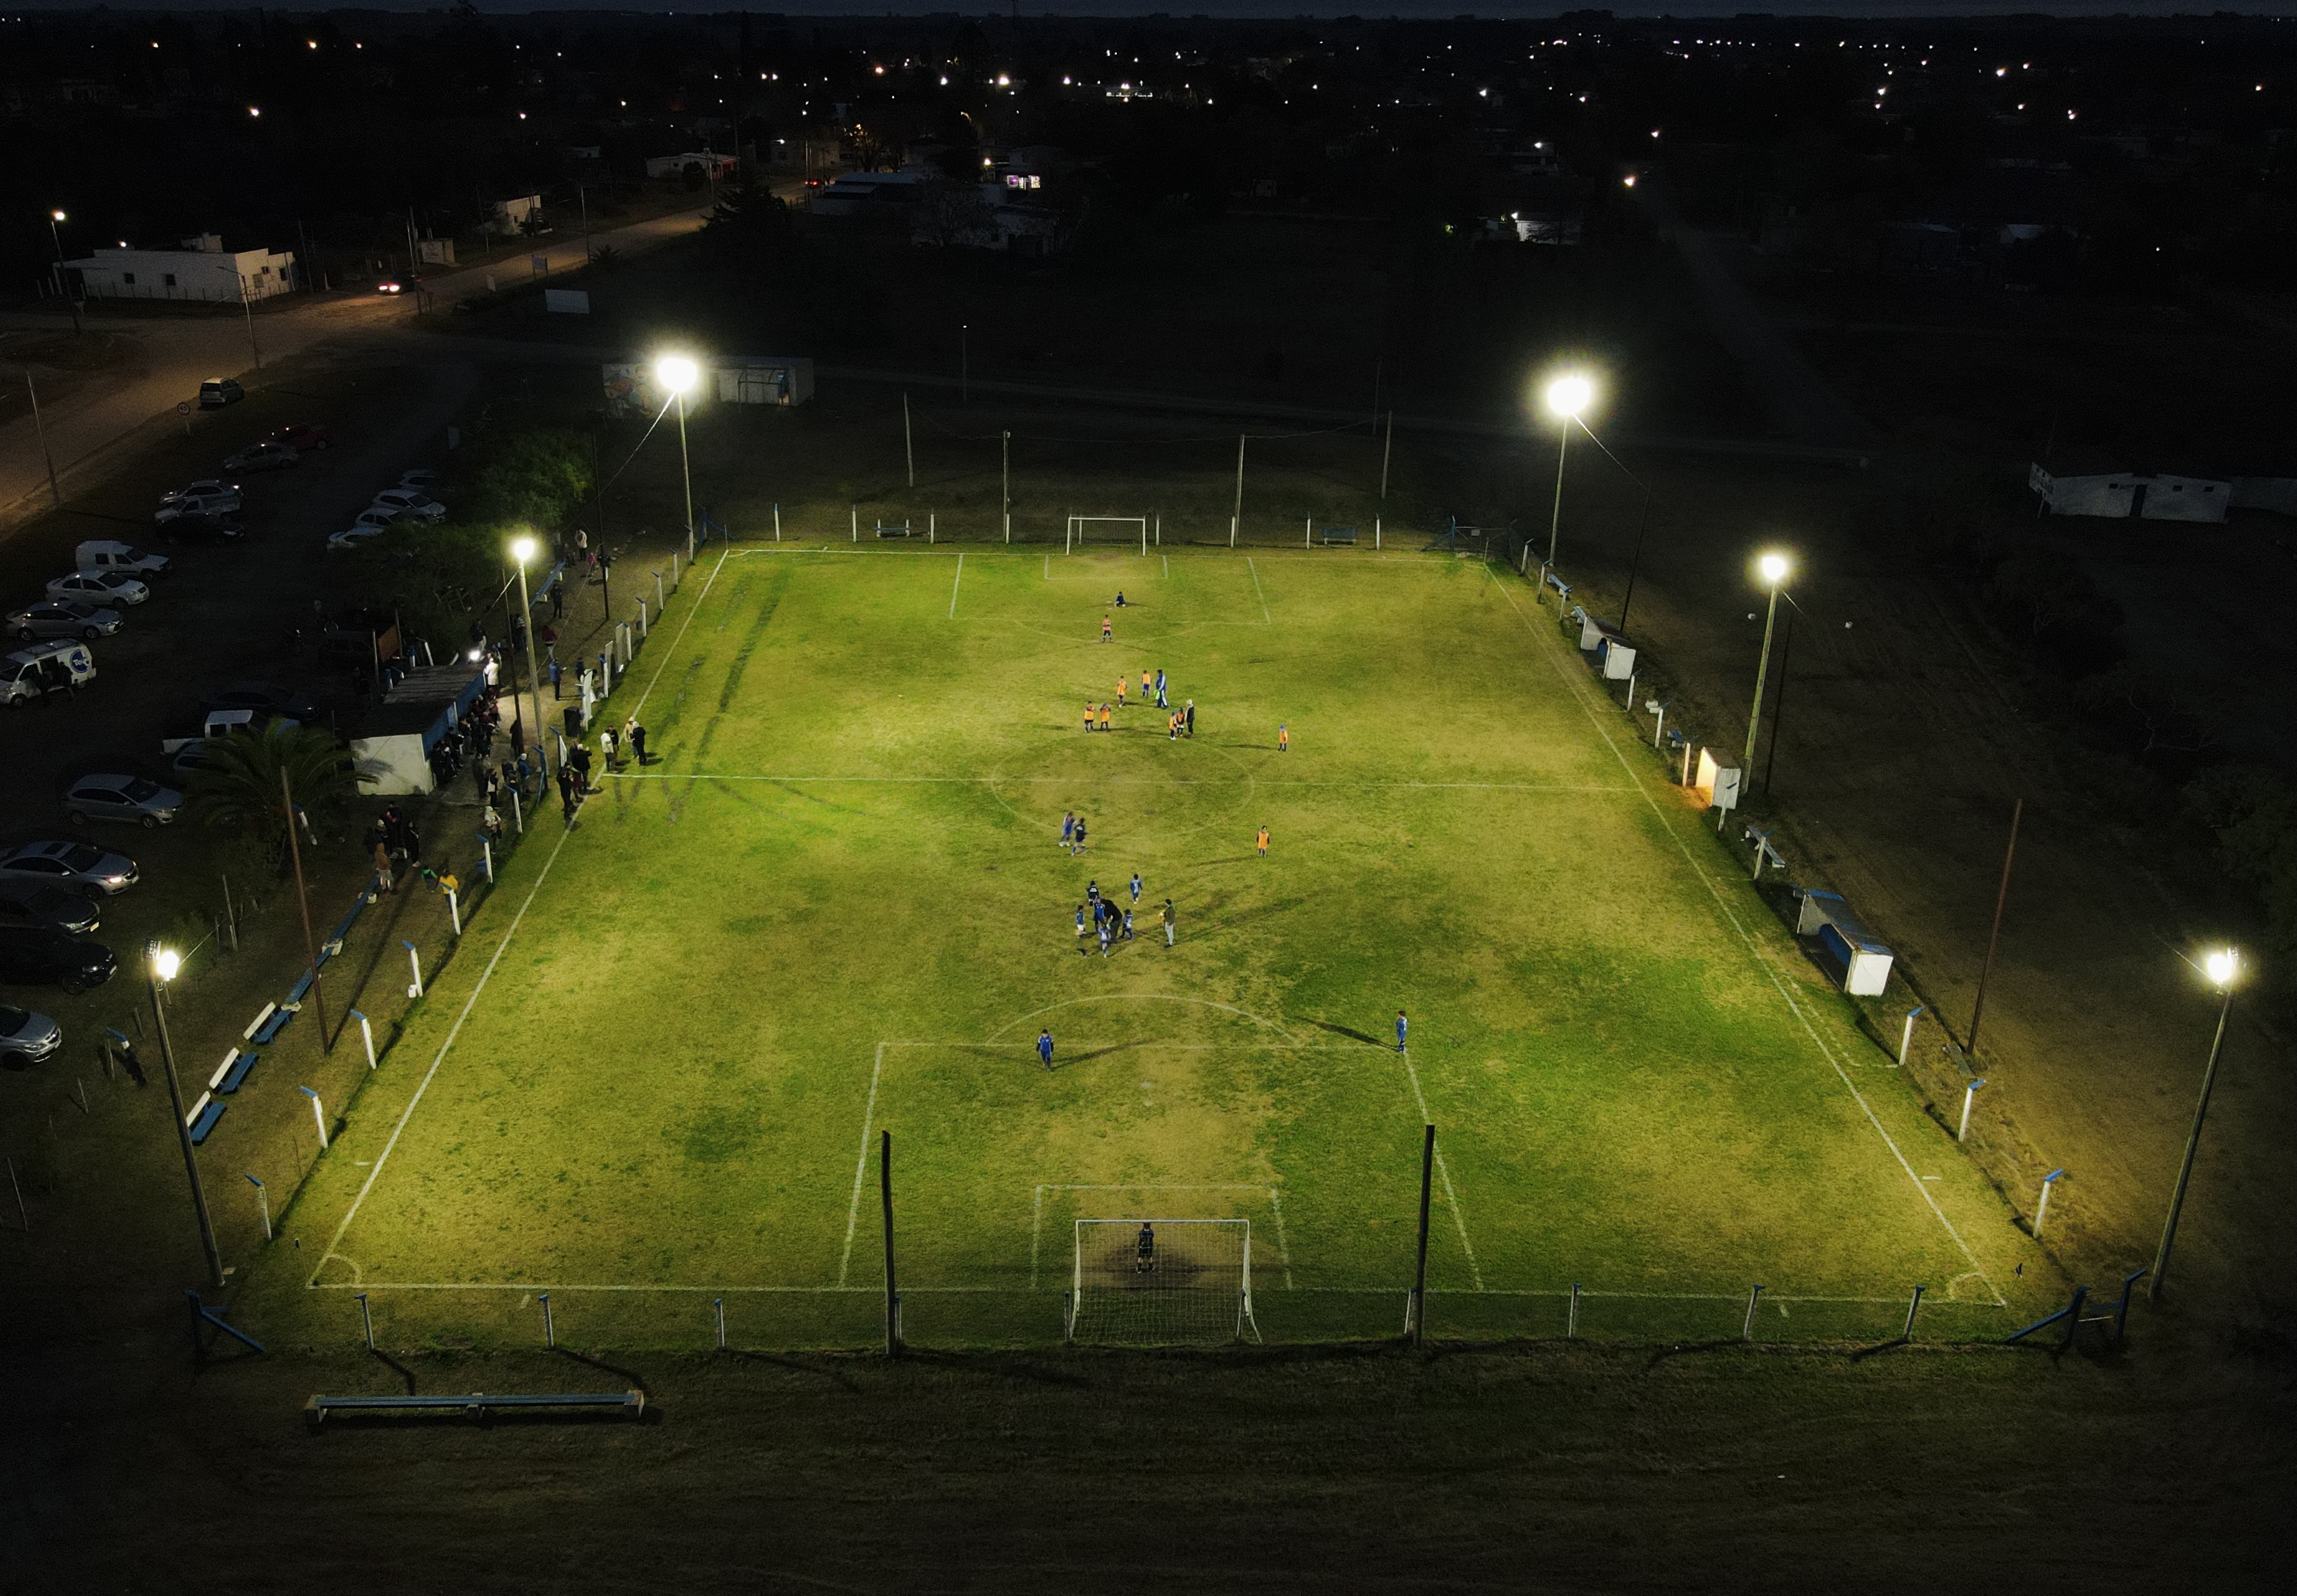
[7, 3, 2295, 19]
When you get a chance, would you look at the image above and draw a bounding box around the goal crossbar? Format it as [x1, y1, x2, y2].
[1067, 1218, 1256, 1344]
[1065, 515, 1152, 555]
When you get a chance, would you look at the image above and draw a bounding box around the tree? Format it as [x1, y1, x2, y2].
[186, 724, 361, 870]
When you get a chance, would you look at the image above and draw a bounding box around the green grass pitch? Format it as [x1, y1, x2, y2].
[254, 545, 2037, 1349]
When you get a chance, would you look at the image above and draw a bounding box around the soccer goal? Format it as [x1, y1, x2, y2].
[1067, 1218, 1258, 1344]
[1066, 515, 1151, 555]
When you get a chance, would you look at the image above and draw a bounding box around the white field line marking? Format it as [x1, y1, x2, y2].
[312, 822, 578, 1284]
[634, 544, 733, 718]
[602, 772, 1626, 793]
[1398, 1047, 1484, 1290]
[837, 1042, 887, 1287]
[1246, 557, 1271, 622]
[948, 551, 963, 618]
[309, 552, 737, 1282]
[1482, 566, 2003, 1306]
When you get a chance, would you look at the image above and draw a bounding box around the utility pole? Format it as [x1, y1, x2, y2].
[1001, 430, 1011, 543]
[149, 948, 224, 1288]
[1231, 434, 1247, 547]
[904, 392, 915, 487]
[281, 771, 330, 1053]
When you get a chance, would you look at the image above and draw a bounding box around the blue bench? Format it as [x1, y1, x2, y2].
[874, 522, 914, 539]
[304, 1390, 645, 1428]
[219, 1052, 258, 1094]
[188, 1097, 227, 1145]
[252, 999, 296, 1045]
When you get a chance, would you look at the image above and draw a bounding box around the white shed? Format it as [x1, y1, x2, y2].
[62, 239, 295, 304]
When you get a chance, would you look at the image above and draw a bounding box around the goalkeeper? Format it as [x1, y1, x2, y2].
[1135, 1221, 1157, 1272]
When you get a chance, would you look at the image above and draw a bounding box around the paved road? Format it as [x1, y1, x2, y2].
[0, 202, 714, 537]
[1631, 176, 1878, 451]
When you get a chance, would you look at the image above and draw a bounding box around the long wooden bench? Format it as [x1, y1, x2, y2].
[304, 1390, 646, 1427]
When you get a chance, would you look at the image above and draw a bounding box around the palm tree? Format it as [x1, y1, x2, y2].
[185, 724, 359, 868]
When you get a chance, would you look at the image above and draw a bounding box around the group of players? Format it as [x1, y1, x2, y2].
[1069, 870, 1175, 958]
[1083, 664, 1196, 741]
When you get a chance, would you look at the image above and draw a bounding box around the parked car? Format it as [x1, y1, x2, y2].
[200, 680, 319, 721]
[274, 422, 331, 451]
[370, 487, 446, 522]
[46, 571, 148, 607]
[0, 883, 102, 936]
[64, 774, 182, 828]
[197, 376, 245, 408]
[397, 468, 438, 491]
[375, 280, 404, 295]
[328, 508, 403, 550]
[155, 490, 242, 523]
[0, 644, 96, 706]
[167, 739, 228, 779]
[8, 602, 122, 642]
[0, 840, 138, 895]
[160, 478, 242, 508]
[0, 1005, 63, 1067]
[75, 541, 169, 581]
[157, 512, 245, 544]
[222, 440, 298, 473]
[0, 927, 117, 994]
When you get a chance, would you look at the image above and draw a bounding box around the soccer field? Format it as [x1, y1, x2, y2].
[257, 544, 2039, 1349]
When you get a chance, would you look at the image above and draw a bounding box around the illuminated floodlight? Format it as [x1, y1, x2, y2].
[1758, 551, 1791, 587]
[512, 534, 537, 564]
[1543, 373, 1594, 420]
[655, 354, 700, 395]
[2206, 948, 2239, 989]
[152, 947, 181, 982]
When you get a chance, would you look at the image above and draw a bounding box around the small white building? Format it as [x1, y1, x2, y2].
[602, 355, 813, 414]
[62, 236, 295, 304]
[645, 151, 736, 181]
[2029, 460, 2230, 523]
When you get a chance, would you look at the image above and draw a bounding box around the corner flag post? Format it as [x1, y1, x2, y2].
[1411, 1122, 1434, 1346]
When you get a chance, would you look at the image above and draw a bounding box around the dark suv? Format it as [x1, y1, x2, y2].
[0, 927, 117, 993]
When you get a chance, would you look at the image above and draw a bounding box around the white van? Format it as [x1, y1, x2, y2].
[75, 541, 172, 581]
[0, 643, 97, 706]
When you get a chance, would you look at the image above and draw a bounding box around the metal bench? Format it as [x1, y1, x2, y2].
[209, 1048, 259, 1095]
[874, 522, 914, 539]
[188, 1097, 226, 1145]
[304, 1390, 646, 1428]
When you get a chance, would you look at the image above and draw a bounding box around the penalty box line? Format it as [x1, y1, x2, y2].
[1483, 565, 2006, 1310]
[311, 545, 737, 1288]
[603, 773, 1632, 794]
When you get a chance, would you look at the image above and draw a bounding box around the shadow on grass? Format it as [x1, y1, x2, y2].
[1306, 1019, 1386, 1048]
[728, 1349, 864, 1391]
[556, 1344, 651, 1400]
[370, 1348, 419, 1394]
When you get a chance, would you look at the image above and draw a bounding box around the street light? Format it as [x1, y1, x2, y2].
[656, 353, 700, 544]
[148, 944, 224, 1287]
[48, 209, 67, 262]
[1740, 551, 1792, 766]
[512, 534, 544, 755]
[2150, 948, 2241, 1303]
[1541, 372, 1595, 569]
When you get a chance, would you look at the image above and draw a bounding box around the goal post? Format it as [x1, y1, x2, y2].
[1067, 1218, 1256, 1344]
[1066, 515, 1150, 556]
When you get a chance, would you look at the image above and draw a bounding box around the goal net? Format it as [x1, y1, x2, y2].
[1068, 1218, 1257, 1344]
[1067, 515, 1150, 555]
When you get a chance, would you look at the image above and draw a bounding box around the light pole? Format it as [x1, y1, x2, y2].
[656, 354, 699, 542]
[48, 209, 67, 262]
[148, 944, 224, 1287]
[1741, 551, 1791, 766]
[1541, 373, 1593, 570]
[513, 534, 544, 752]
[2151, 949, 2241, 1303]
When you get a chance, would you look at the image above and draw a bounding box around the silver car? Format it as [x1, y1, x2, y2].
[0, 840, 139, 895]
[160, 477, 242, 507]
[46, 571, 150, 607]
[0, 1005, 62, 1067]
[65, 774, 182, 829]
[369, 487, 446, 522]
[7, 601, 122, 641]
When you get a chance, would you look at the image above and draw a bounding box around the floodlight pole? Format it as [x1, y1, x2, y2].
[674, 385, 695, 546]
[880, 1129, 901, 1355]
[1546, 416, 1572, 569]
[1001, 430, 1011, 543]
[24, 373, 62, 509]
[150, 949, 224, 1288]
[515, 551, 543, 754]
[281, 770, 330, 1052]
[2150, 979, 2236, 1303]
[1741, 579, 1785, 766]
[1231, 434, 1246, 548]
[1410, 1122, 1434, 1347]
[1380, 409, 1394, 501]
[1761, 602, 1794, 795]
[1967, 798, 2024, 1057]
[904, 392, 915, 487]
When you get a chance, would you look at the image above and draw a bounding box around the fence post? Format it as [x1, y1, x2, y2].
[446, 887, 461, 937]
[478, 835, 494, 884]
[2035, 1168, 2065, 1237]
[403, 939, 423, 998]
[1959, 1078, 1986, 1142]
[714, 1296, 726, 1350]
[1902, 1284, 1926, 1341]
[350, 1008, 375, 1070]
[246, 1173, 271, 1240]
[299, 1086, 328, 1150]
[1743, 1283, 1765, 1342]
[509, 786, 523, 836]
[1900, 1005, 1926, 1067]
[2057, 1284, 2088, 1355]
[540, 1292, 555, 1348]
[2111, 1270, 2146, 1348]
[356, 1291, 375, 1349]
[1567, 1281, 1580, 1339]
